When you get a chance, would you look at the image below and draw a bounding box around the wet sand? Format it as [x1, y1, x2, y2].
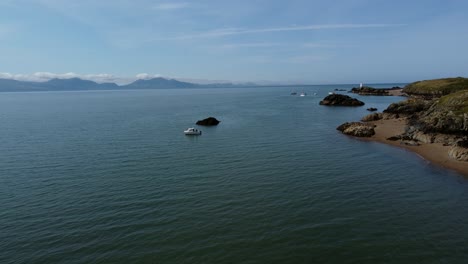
[360, 118, 468, 177]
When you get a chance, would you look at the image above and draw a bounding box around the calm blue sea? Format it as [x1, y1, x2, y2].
[1, 85, 467, 264]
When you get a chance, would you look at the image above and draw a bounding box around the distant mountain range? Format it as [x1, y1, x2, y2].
[0, 77, 257, 92]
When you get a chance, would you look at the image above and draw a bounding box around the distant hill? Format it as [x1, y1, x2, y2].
[40, 78, 119, 90]
[124, 77, 197, 89]
[0, 77, 251, 92]
[0, 78, 47, 92]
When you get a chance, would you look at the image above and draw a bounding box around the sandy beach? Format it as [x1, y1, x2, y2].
[360, 118, 468, 177]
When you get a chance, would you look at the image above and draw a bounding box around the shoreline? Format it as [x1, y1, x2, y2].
[360, 118, 468, 177]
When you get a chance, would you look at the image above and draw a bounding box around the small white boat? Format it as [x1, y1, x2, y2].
[184, 127, 202, 135]
[300, 92, 307, 97]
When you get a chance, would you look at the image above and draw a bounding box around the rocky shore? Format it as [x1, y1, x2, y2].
[336, 78, 468, 177]
[350, 86, 404, 96]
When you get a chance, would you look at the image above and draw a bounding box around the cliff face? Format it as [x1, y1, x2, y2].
[405, 90, 468, 134]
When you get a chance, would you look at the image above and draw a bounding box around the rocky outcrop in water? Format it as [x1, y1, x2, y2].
[336, 122, 375, 137]
[319, 94, 365, 106]
[196, 117, 220, 126]
[351, 86, 389, 96]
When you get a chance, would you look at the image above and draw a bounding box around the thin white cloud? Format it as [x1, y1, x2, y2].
[0, 72, 131, 84]
[0, 72, 231, 85]
[162, 23, 406, 40]
[153, 2, 189, 10]
[219, 42, 354, 50]
[135, 73, 162, 80]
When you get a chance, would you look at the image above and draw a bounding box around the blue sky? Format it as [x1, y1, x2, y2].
[1, 0, 467, 84]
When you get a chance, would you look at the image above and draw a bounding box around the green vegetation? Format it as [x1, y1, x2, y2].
[437, 90, 468, 114]
[403, 77, 468, 96]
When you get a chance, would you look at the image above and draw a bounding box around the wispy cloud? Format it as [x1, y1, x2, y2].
[153, 2, 189, 10]
[220, 42, 283, 49]
[219, 42, 354, 50]
[162, 23, 406, 40]
[302, 42, 359, 49]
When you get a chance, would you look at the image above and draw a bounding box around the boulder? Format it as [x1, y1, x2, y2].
[448, 140, 468, 161]
[411, 131, 434, 144]
[361, 113, 383, 122]
[319, 94, 365, 106]
[196, 117, 220, 126]
[367, 107, 378, 111]
[402, 141, 420, 146]
[432, 134, 459, 145]
[337, 122, 375, 137]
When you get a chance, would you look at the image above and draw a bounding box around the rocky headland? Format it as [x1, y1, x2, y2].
[337, 77, 468, 176]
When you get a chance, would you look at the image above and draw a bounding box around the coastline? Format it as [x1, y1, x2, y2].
[360, 118, 468, 177]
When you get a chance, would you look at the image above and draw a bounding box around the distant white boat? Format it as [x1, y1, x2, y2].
[328, 92, 335, 95]
[300, 92, 307, 97]
[184, 127, 202, 135]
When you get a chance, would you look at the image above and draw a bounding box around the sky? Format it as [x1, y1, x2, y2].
[1, 0, 468, 85]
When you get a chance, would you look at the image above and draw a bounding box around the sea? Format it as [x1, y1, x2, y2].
[1, 84, 468, 264]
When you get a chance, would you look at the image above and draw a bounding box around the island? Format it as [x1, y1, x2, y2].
[319, 94, 365, 106]
[350, 86, 404, 96]
[338, 77, 468, 176]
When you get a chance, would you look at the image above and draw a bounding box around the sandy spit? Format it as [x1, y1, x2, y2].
[359, 118, 468, 177]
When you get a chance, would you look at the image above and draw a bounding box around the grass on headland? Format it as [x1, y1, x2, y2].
[438, 90, 468, 115]
[404, 77, 468, 96]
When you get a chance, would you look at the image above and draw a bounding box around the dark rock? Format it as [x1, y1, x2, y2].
[367, 107, 378, 111]
[402, 141, 420, 146]
[351, 87, 389, 96]
[196, 117, 220, 126]
[383, 98, 432, 115]
[457, 139, 468, 148]
[387, 136, 401, 141]
[319, 94, 365, 106]
[337, 122, 375, 137]
[401, 135, 413, 141]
